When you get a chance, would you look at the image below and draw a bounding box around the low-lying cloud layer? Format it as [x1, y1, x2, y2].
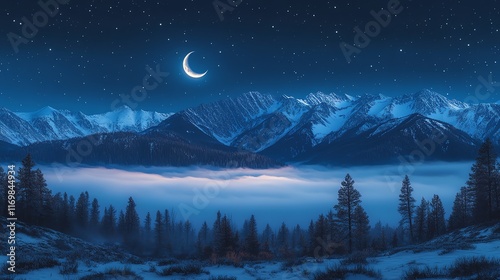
[41, 162, 472, 229]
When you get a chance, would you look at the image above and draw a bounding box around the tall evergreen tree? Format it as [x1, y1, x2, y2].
[154, 210, 164, 255]
[75, 192, 90, 231]
[17, 154, 35, 222]
[307, 220, 316, 256]
[164, 209, 172, 252]
[448, 187, 473, 230]
[217, 215, 235, 256]
[276, 222, 290, 257]
[60, 192, 71, 233]
[353, 205, 370, 250]
[414, 198, 428, 242]
[144, 212, 152, 251]
[467, 139, 498, 222]
[34, 169, 52, 226]
[334, 173, 361, 253]
[184, 220, 194, 251]
[261, 223, 274, 254]
[213, 211, 222, 255]
[245, 215, 260, 256]
[50, 192, 64, 230]
[428, 194, 446, 238]
[90, 198, 100, 232]
[314, 214, 329, 257]
[118, 210, 126, 239]
[101, 204, 117, 238]
[197, 221, 210, 258]
[16, 155, 51, 225]
[124, 197, 141, 250]
[398, 175, 415, 243]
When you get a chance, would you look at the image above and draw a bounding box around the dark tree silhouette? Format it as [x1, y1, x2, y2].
[334, 173, 361, 253]
[353, 205, 370, 250]
[244, 215, 260, 256]
[467, 139, 498, 221]
[398, 175, 415, 243]
[428, 194, 446, 238]
[448, 186, 473, 230]
[414, 197, 429, 242]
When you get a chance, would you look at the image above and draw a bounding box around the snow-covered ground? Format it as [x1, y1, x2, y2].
[2, 222, 499, 279]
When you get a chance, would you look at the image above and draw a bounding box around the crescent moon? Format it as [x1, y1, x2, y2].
[183, 51, 208, 78]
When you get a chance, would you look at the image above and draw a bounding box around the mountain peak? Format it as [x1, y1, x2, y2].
[413, 89, 444, 98]
[304, 92, 352, 106]
[35, 106, 58, 115]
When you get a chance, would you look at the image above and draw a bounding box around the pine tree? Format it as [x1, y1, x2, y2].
[276, 222, 290, 257]
[313, 214, 328, 257]
[197, 221, 210, 258]
[353, 205, 370, 250]
[467, 139, 498, 222]
[398, 175, 415, 243]
[118, 210, 126, 239]
[291, 224, 306, 256]
[144, 212, 152, 251]
[75, 192, 90, 231]
[261, 223, 274, 254]
[371, 221, 386, 251]
[448, 187, 473, 230]
[245, 215, 260, 256]
[34, 169, 52, 227]
[60, 193, 71, 233]
[213, 211, 222, 255]
[414, 198, 428, 242]
[428, 194, 446, 238]
[124, 197, 141, 251]
[16, 155, 51, 225]
[17, 154, 35, 223]
[334, 173, 361, 254]
[307, 220, 315, 256]
[326, 210, 339, 244]
[217, 215, 234, 256]
[154, 210, 164, 255]
[90, 198, 100, 232]
[164, 209, 172, 252]
[101, 204, 117, 238]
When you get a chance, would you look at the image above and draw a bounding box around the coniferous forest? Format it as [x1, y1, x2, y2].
[1, 139, 500, 263]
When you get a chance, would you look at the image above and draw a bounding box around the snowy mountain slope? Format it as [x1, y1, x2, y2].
[3, 217, 499, 280]
[181, 91, 279, 145]
[1, 106, 172, 146]
[304, 114, 479, 165]
[1, 89, 498, 165]
[178, 90, 499, 162]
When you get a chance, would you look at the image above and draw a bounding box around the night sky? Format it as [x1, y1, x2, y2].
[1, 0, 499, 114]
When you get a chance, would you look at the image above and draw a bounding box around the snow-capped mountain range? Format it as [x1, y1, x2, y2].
[177, 90, 499, 162]
[0, 106, 172, 146]
[1, 89, 498, 165]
